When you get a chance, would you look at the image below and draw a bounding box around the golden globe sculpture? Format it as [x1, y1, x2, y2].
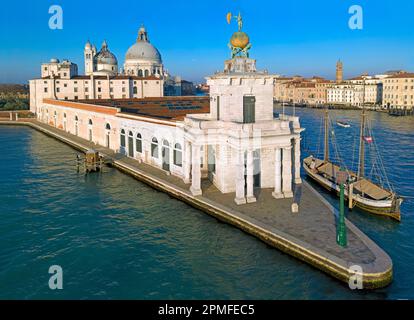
[230, 31, 250, 49]
[227, 12, 252, 58]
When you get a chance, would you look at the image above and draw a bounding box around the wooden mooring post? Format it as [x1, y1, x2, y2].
[76, 150, 104, 174]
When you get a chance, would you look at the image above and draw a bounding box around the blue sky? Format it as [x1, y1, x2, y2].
[0, 0, 413, 83]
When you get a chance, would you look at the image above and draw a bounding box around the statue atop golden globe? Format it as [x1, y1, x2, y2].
[227, 12, 252, 58]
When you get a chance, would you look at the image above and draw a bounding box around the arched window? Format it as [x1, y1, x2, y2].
[75, 115, 78, 121]
[151, 137, 159, 158]
[138, 69, 143, 77]
[133, 86, 137, 94]
[144, 70, 149, 77]
[136, 133, 142, 153]
[120, 129, 126, 147]
[88, 119, 93, 126]
[174, 143, 182, 167]
[105, 123, 111, 130]
[63, 113, 66, 118]
[54, 111, 57, 116]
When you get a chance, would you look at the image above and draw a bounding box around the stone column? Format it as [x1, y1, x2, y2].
[282, 146, 293, 198]
[294, 137, 302, 184]
[184, 140, 191, 184]
[246, 149, 256, 203]
[201, 145, 208, 178]
[190, 144, 202, 196]
[272, 148, 283, 199]
[234, 148, 246, 205]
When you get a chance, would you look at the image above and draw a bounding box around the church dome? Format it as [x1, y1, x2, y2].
[95, 40, 118, 65]
[125, 26, 162, 64]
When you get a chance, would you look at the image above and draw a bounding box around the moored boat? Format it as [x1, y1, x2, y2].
[336, 120, 351, 128]
[303, 100, 402, 221]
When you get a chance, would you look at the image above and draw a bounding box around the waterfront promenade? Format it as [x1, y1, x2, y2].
[0, 118, 393, 289]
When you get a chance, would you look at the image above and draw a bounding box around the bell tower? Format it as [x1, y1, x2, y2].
[336, 59, 343, 83]
[84, 40, 96, 75]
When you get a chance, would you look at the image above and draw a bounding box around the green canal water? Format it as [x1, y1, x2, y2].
[0, 110, 413, 299]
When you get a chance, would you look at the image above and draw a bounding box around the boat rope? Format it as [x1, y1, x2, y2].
[316, 116, 323, 158]
[329, 117, 349, 173]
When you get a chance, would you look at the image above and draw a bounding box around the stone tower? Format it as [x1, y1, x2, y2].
[84, 40, 96, 76]
[336, 59, 343, 83]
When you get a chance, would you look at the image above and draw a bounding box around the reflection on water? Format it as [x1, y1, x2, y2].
[0, 123, 413, 299]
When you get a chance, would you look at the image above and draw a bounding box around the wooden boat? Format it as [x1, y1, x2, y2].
[303, 100, 402, 221]
[336, 120, 351, 128]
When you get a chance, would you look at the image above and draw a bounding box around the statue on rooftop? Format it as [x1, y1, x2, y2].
[227, 12, 251, 59]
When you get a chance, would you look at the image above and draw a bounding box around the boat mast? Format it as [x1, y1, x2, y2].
[324, 106, 329, 163]
[357, 79, 366, 179]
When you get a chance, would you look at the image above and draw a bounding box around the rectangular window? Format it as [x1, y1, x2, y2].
[74, 87, 78, 92]
[243, 96, 256, 124]
[216, 96, 220, 120]
[44, 87, 48, 93]
[98, 87, 101, 92]
[85, 87, 89, 92]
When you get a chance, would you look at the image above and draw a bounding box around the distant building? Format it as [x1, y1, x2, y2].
[274, 76, 331, 105]
[41, 58, 78, 79]
[180, 80, 195, 96]
[336, 60, 343, 83]
[328, 72, 386, 106]
[327, 83, 365, 106]
[195, 83, 210, 94]
[383, 73, 414, 108]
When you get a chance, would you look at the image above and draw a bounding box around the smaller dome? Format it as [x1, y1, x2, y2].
[95, 40, 118, 65]
[50, 58, 60, 63]
[230, 32, 250, 49]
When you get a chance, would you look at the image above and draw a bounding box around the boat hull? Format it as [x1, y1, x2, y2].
[303, 158, 401, 221]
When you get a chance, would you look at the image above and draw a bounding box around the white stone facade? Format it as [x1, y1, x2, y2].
[29, 76, 164, 114]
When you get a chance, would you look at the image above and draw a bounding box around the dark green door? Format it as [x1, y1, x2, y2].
[243, 96, 256, 123]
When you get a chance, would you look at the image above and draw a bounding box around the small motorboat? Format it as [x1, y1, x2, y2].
[336, 120, 351, 128]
